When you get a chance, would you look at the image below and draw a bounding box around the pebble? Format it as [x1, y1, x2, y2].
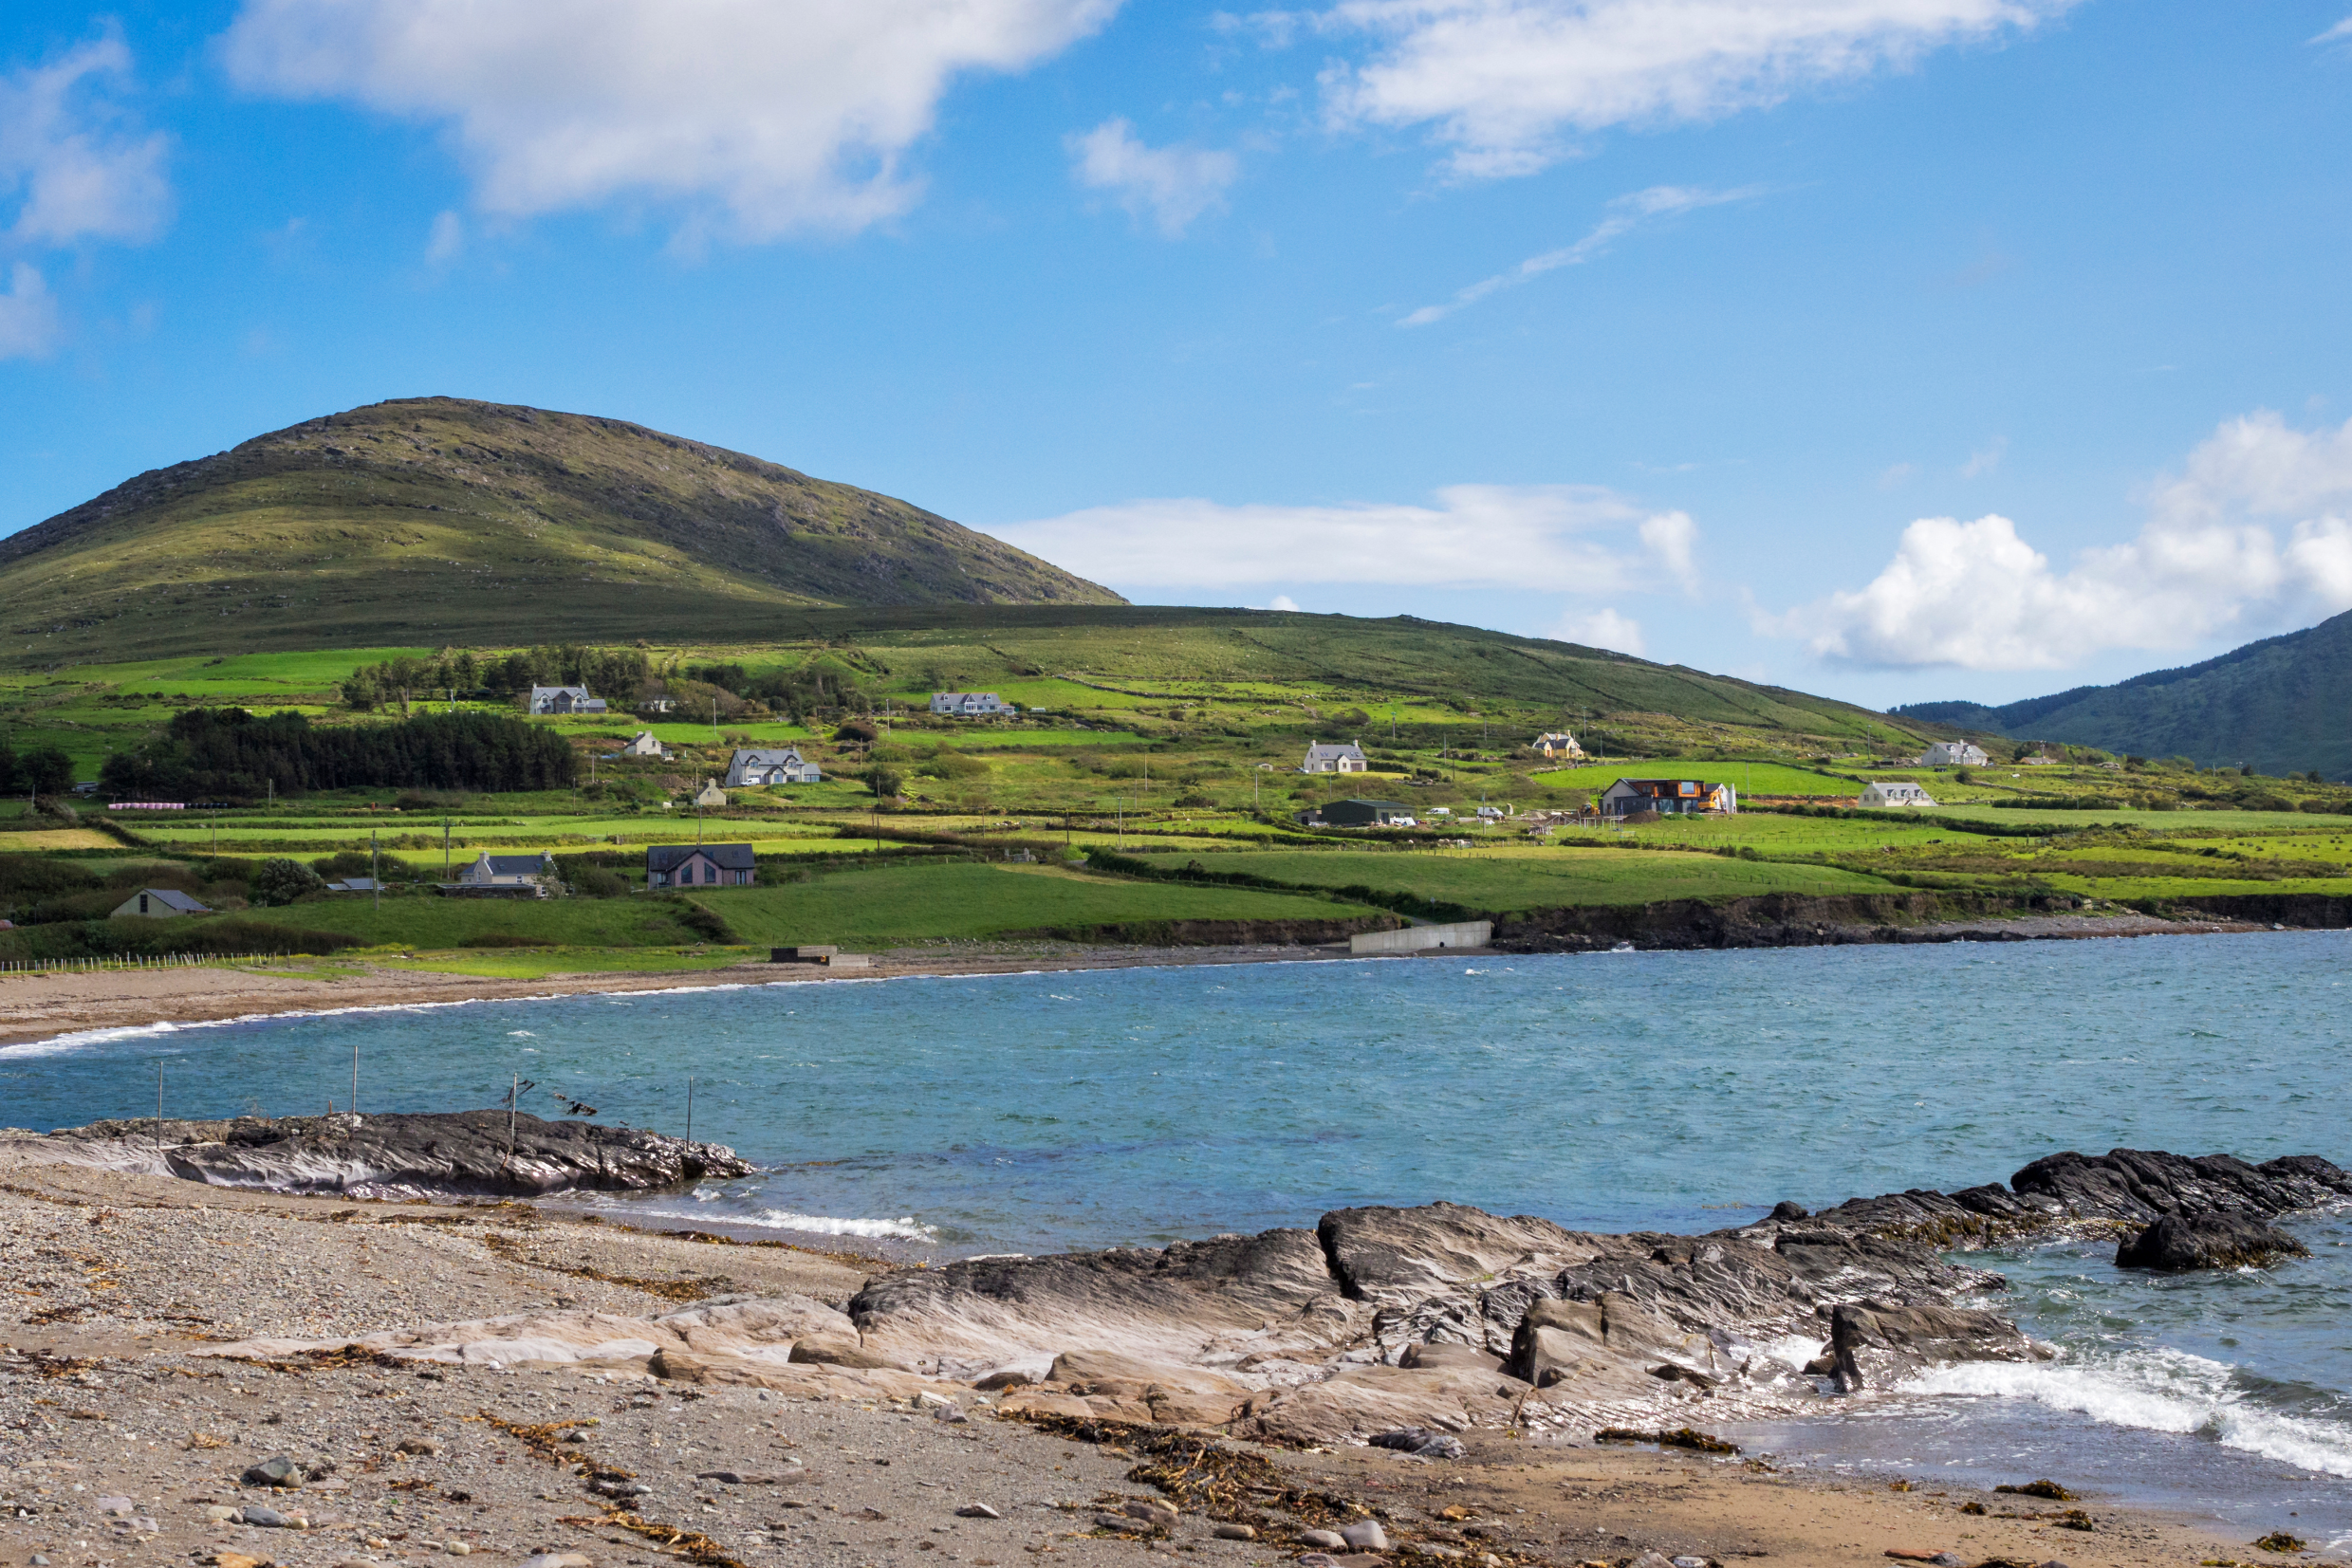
[205, 1505, 242, 1522]
[517, 1555, 592, 1568]
[447, 1548, 472, 1560]
[1293, 1557, 1341, 1568]
[96, 1495, 135, 1516]
[241, 1455, 298, 1486]
[955, 1503, 1002, 1519]
[241, 1504, 291, 1528]
[1213, 1523, 1257, 1540]
[1674, 1559, 1712, 1568]
[1339, 1520, 1388, 1550]
[1298, 1529, 1348, 1549]
[1122, 1498, 1178, 1527]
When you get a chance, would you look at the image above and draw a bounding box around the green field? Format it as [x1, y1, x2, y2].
[1529, 761, 1861, 797]
[675, 861, 1377, 948]
[1126, 846, 1898, 911]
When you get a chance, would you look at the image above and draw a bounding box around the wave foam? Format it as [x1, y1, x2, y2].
[1905, 1348, 2352, 1478]
[608, 1203, 937, 1242]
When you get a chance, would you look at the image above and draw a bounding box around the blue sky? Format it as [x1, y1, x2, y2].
[4, 1, 2350, 712]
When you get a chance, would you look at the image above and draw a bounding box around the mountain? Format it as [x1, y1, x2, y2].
[1893, 611, 2352, 779]
[0, 397, 1120, 661]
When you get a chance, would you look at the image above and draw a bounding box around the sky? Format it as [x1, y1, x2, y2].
[2, 1, 2350, 712]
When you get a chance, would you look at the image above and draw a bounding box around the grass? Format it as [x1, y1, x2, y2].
[1528, 761, 1860, 796]
[231, 894, 708, 947]
[372, 947, 758, 980]
[1124, 845, 1898, 912]
[692, 860, 1380, 948]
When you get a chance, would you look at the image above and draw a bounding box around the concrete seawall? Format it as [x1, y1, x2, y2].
[1350, 920, 1493, 955]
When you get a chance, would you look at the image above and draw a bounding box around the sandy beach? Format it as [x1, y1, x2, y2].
[0, 1153, 2311, 1568]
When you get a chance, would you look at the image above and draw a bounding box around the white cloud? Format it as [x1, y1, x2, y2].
[425, 208, 464, 265]
[1068, 118, 1239, 236]
[990, 483, 1698, 592]
[0, 33, 173, 246]
[2315, 16, 2352, 44]
[222, 0, 1120, 240]
[1312, 0, 2075, 179]
[1785, 410, 2352, 671]
[1268, 594, 1302, 611]
[0, 263, 60, 360]
[1400, 182, 1759, 324]
[1551, 605, 1644, 655]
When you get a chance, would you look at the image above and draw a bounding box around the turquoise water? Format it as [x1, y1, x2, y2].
[5, 932, 2350, 1537]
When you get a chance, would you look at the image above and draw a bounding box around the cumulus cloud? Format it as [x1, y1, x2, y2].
[1400, 183, 1759, 325]
[990, 483, 1698, 593]
[0, 263, 60, 360]
[1068, 118, 1239, 236]
[1311, 0, 2076, 179]
[1268, 594, 1302, 611]
[0, 32, 173, 246]
[222, 0, 1120, 239]
[1551, 605, 1644, 655]
[1786, 410, 2352, 671]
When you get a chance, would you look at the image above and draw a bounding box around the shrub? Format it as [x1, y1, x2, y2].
[675, 901, 737, 943]
[250, 858, 325, 906]
[834, 718, 879, 745]
[570, 866, 630, 897]
[865, 766, 903, 799]
[458, 933, 554, 948]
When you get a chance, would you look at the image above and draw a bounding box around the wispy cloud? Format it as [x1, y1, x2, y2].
[0, 264, 61, 360]
[990, 482, 1697, 593]
[425, 208, 463, 265]
[2313, 15, 2352, 43]
[1312, 0, 2080, 181]
[1400, 183, 1761, 325]
[1551, 605, 1644, 655]
[1959, 434, 2006, 477]
[1067, 118, 1239, 236]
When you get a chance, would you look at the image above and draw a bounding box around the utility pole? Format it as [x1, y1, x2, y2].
[371, 829, 380, 912]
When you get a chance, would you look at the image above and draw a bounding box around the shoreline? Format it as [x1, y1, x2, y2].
[0, 1154, 2326, 1568]
[0, 911, 2290, 1052]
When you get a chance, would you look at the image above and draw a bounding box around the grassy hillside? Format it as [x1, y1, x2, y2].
[0, 397, 1120, 662]
[1895, 610, 2352, 780]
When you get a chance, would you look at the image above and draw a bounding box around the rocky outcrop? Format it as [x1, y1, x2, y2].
[842, 1146, 2344, 1443]
[2116, 1212, 2311, 1271]
[34, 1110, 751, 1197]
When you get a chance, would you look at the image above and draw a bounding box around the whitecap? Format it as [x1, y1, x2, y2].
[1903, 1349, 2352, 1479]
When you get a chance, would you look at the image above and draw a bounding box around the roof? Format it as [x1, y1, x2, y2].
[531, 684, 593, 697]
[934, 692, 1003, 702]
[130, 888, 209, 913]
[1331, 799, 1410, 810]
[647, 842, 757, 872]
[1304, 742, 1365, 758]
[1533, 731, 1578, 743]
[1606, 778, 1725, 795]
[730, 747, 806, 766]
[477, 853, 550, 875]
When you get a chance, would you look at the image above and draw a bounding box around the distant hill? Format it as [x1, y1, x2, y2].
[0, 397, 1120, 661]
[1893, 611, 2352, 779]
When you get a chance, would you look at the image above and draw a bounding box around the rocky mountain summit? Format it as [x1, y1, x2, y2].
[24, 1109, 750, 1197]
[191, 1144, 2348, 1451]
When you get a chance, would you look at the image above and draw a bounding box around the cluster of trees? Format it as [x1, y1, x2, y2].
[100, 708, 577, 799]
[685, 660, 874, 723]
[0, 739, 78, 796]
[342, 646, 653, 710]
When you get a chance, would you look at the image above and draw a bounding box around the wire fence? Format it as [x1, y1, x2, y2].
[0, 951, 291, 977]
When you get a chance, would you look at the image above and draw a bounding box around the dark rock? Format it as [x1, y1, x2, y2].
[1768, 1201, 1808, 1222]
[2116, 1212, 2309, 1271]
[954, 1503, 1001, 1519]
[239, 1505, 290, 1528]
[2011, 1149, 2352, 1227]
[239, 1456, 296, 1487]
[1827, 1301, 2043, 1393]
[48, 1110, 751, 1197]
[1368, 1428, 1468, 1459]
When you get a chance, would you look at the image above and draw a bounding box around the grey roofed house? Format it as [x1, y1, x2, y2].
[1859, 780, 1937, 808]
[930, 692, 1011, 716]
[1920, 740, 1990, 766]
[528, 684, 608, 715]
[1301, 741, 1368, 774]
[110, 888, 210, 918]
[724, 747, 822, 787]
[646, 842, 757, 888]
[323, 876, 386, 894]
[618, 730, 671, 759]
[456, 851, 556, 884]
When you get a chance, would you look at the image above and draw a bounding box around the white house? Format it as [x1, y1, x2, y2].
[528, 685, 607, 715]
[1598, 778, 1737, 817]
[1301, 741, 1368, 774]
[931, 692, 1011, 716]
[1860, 781, 1937, 808]
[725, 747, 821, 786]
[111, 888, 210, 919]
[619, 730, 671, 759]
[1920, 741, 1989, 766]
[1531, 730, 1585, 760]
[456, 851, 557, 886]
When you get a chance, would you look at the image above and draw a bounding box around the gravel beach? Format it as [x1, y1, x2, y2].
[0, 1152, 2307, 1568]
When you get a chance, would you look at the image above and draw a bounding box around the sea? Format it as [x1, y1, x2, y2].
[5, 931, 2348, 1542]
